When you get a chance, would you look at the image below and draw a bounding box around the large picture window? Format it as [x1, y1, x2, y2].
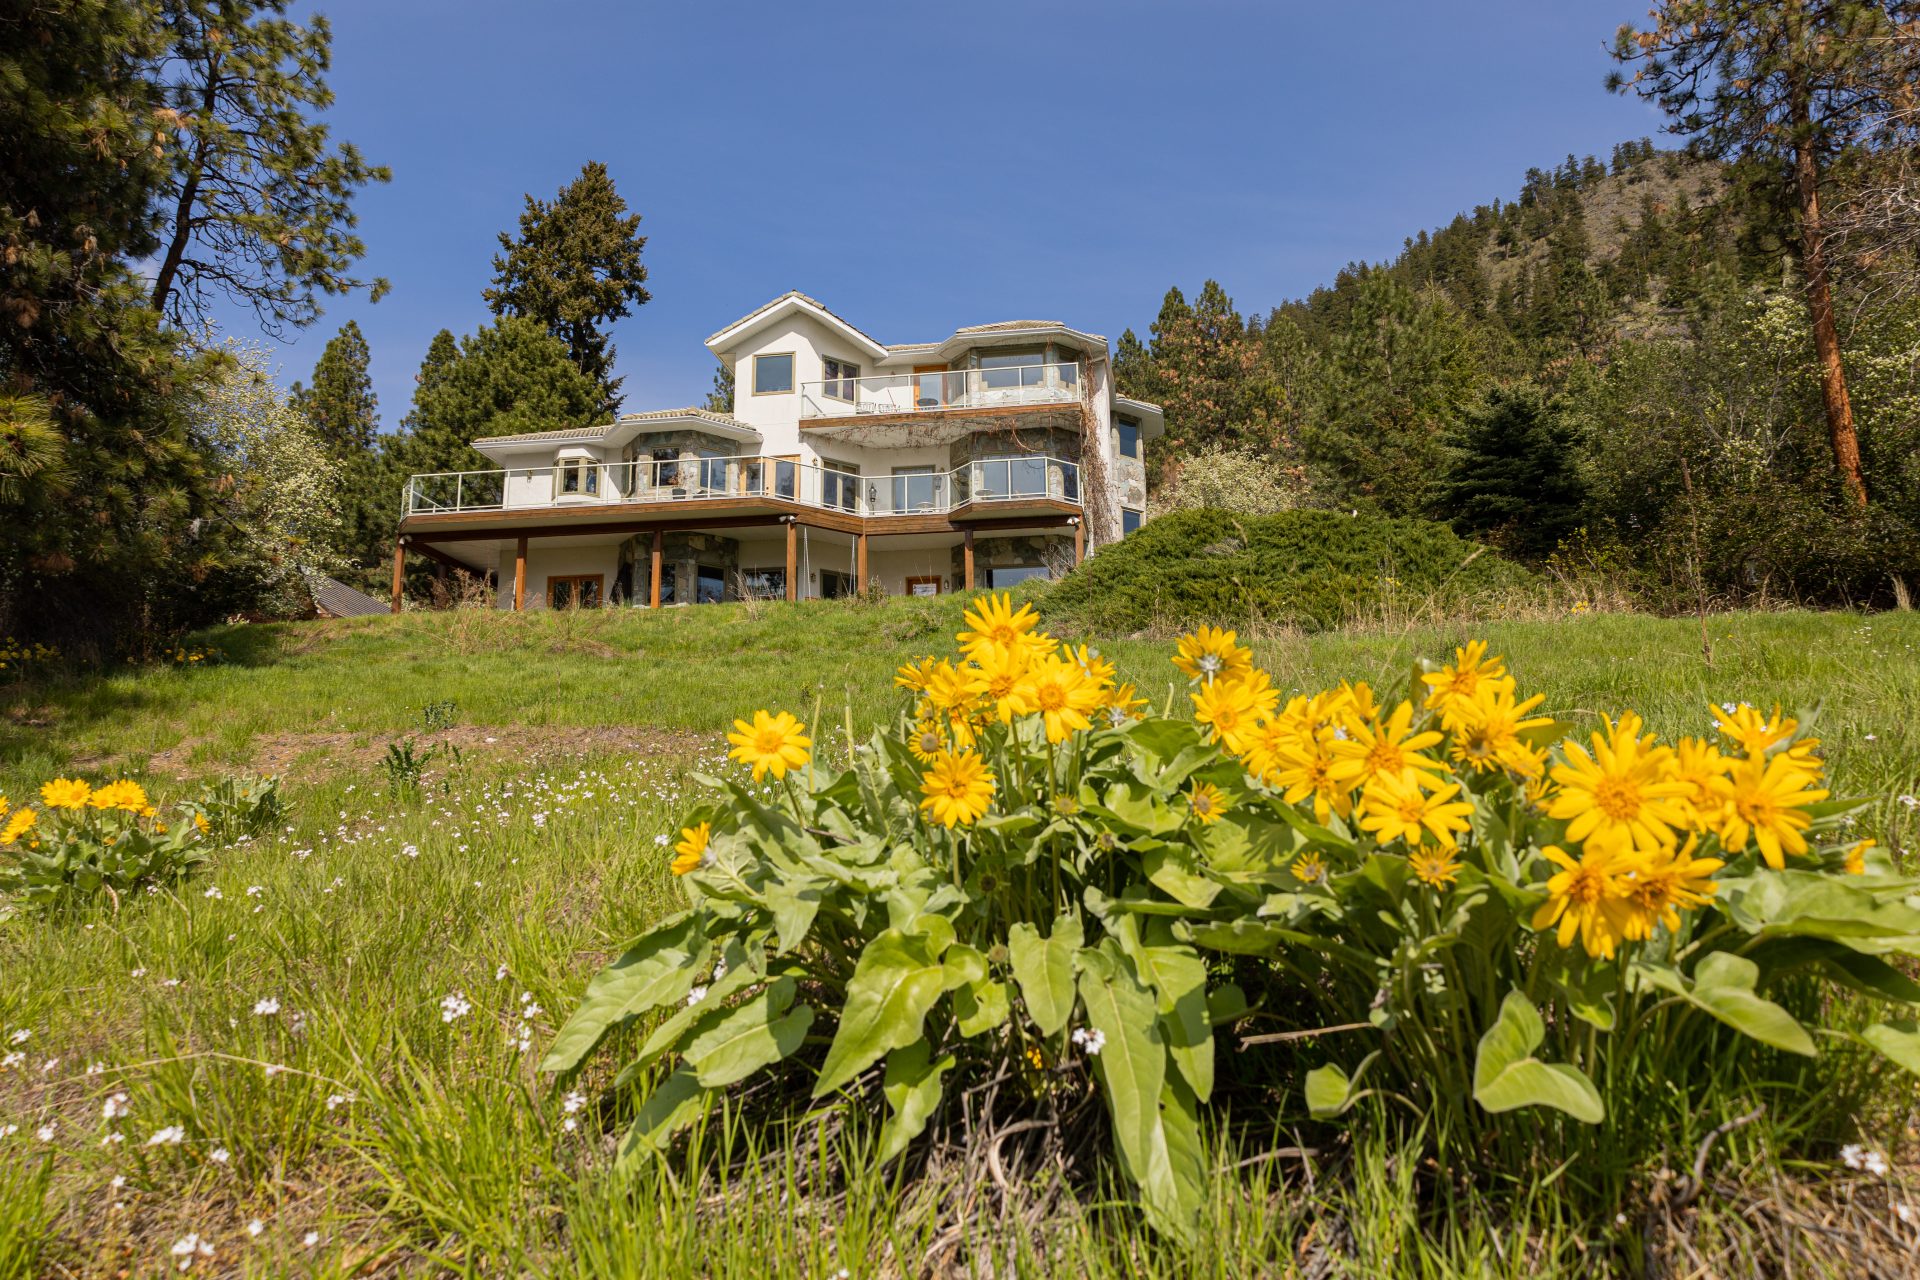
[979, 348, 1047, 391]
[1115, 416, 1140, 459]
[753, 352, 795, 395]
[987, 564, 1049, 589]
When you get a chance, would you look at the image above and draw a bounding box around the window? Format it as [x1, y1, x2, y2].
[697, 452, 728, 492]
[548, 574, 603, 608]
[821, 459, 859, 513]
[973, 455, 1047, 501]
[774, 458, 797, 500]
[1122, 508, 1143, 535]
[741, 567, 786, 598]
[987, 564, 1049, 588]
[1062, 463, 1079, 502]
[822, 357, 860, 402]
[979, 348, 1047, 391]
[558, 458, 599, 497]
[652, 448, 680, 487]
[753, 352, 795, 395]
[658, 564, 678, 605]
[696, 564, 725, 603]
[742, 460, 765, 495]
[820, 569, 856, 599]
[1115, 416, 1140, 459]
[890, 466, 939, 513]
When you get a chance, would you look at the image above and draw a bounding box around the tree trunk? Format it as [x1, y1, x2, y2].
[1793, 135, 1870, 509]
[150, 43, 220, 323]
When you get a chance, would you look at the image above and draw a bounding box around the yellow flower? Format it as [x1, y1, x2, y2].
[1546, 713, 1690, 849]
[1531, 841, 1643, 960]
[1171, 626, 1252, 684]
[1619, 834, 1723, 940]
[894, 657, 940, 693]
[919, 750, 996, 828]
[1409, 846, 1462, 889]
[0, 808, 35, 846]
[1327, 700, 1446, 793]
[39, 778, 92, 810]
[1267, 738, 1353, 823]
[1718, 754, 1829, 870]
[1068, 643, 1116, 691]
[1290, 851, 1326, 884]
[89, 780, 150, 813]
[1359, 774, 1475, 849]
[1101, 682, 1148, 727]
[1421, 641, 1513, 726]
[1009, 654, 1104, 744]
[1186, 781, 1227, 825]
[671, 822, 710, 876]
[964, 643, 1032, 724]
[1448, 688, 1552, 774]
[1191, 669, 1279, 754]
[192, 813, 211, 836]
[1846, 838, 1875, 875]
[1669, 736, 1732, 831]
[0, 795, 7, 818]
[957, 593, 1050, 661]
[919, 661, 981, 749]
[906, 718, 946, 763]
[1709, 701, 1798, 757]
[726, 710, 812, 782]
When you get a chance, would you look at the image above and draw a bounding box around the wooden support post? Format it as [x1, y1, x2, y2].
[390, 538, 405, 614]
[785, 520, 798, 602]
[1073, 518, 1085, 566]
[963, 529, 975, 592]
[649, 529, 663, 609]
[513, 535, 528, 612]
[856, 532, 869, 591]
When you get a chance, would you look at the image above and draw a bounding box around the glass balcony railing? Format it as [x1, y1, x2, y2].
[799, 362, 1082, 420]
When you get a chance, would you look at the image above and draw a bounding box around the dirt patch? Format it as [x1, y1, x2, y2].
[138, 723, 709, 782]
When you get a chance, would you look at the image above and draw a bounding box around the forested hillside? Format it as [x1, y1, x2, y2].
[1119, 141, 1919, 607]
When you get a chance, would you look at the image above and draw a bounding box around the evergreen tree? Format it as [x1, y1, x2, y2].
[149, 0, 390, 332]
[1437, 385, 1588, 558]
[291, 321, 378, 457]
[391, 319, 603, 479]
[485, 161, 650, 410]
[704, 362, 735, 413]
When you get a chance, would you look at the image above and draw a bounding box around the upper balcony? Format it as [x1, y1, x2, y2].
[399, 453, 1082, 526]
[798, 362, 1086, 445]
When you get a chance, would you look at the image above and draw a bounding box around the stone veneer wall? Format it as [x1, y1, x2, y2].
[949, 534, 1076, 589]
[621, 430, 746, 498]
[615, 531, 741, 604]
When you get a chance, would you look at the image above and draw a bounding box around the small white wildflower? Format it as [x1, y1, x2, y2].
[495, 963, 509, 981]
[440, 992, 473, 1023]
[40, 1057, 58, 1074]
[103, 1093, 130, 1120]
[86, 1062, 104, 1076]
[263, 1064, 286, 1078]
[326, 1092, 353, 1111]
[653, 833, 669, 847]
[1898, 1202, 1916, 1226]
[532, 812, 547, 829]
[203, 886, 223, 900]
[146, 1125, 185, 1146]
[303, 1231, 320, 1247]
[401, 843, 419, 858]
[0, 1052, 22, 1070]
[0, 1123, 15, 1137]
[130, 967, 147, 978]
[686, 985, 708, 1006]
[6, 1028, 29, 1046]
[247, 1219, 265, 1237]
[209, 1147, 230, 1164]
[169, 1233, 214, 1270]
[36, 1123, 55, 1141]
[110, 1175, 126, 1189]
[1842, 1143, 1868, 1170]
[1071, 1027, 1106, 1056]
[253, 997, 280, 1017]
[562, 1090, 586, 1115]
[1866, 1150, 1890, 1176]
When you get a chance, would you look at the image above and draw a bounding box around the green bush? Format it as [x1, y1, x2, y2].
[1045, 509, 1535, 634]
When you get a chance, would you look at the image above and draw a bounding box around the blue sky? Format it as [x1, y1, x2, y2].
[234, 1, 1662, 429]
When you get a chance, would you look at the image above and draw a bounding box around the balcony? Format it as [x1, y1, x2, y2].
[799, 363, 1084, 443]
[401, 454, 1081, 522]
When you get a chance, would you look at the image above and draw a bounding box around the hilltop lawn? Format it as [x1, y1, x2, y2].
[1, 601, 1917, 1277]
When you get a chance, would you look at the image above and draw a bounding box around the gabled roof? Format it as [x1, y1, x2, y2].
[705, 291, 889, 363]
[470, 408, 761, 458]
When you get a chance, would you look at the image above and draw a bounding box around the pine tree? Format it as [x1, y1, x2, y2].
[704, 362, 735, 413]
[485, 161, 650, 411]
[291, 321, 378, 458]
[1437, 385, 1588, 558]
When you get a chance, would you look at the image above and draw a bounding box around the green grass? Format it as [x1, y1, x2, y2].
[1, 598, 1917, 1277]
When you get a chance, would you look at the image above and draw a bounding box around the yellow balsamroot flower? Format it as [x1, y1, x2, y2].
[1009, 654, 1104, 744]
[906, 718, 947, 763]
[964, 642, 1031, 724]
[1101, 682, 1148, 728]
[671, 822, 711, 875]
[1846, 839, 1875, 875]
[1421, 640, 1514, 726]
[40, 778, 92, 810]
[1290, 851, 1327, 884]
[1532, 841, 1643, 960]
[1, 808, 35, 846]
[1327, 700, 1446, 793]
[89, 780, 150, 813]
[1709, 701, 1799, 757]
[1069, 643, 1116, 691]
[1409, 846, 1463, 889]
[1619, 834, 1723, 941]
[1191, 669, 1279, 754]
[1171, 625, 1252, 684]
[1718, 754, 1829, 869]
[1546, 713, 1690, 849]
[1358, 774, 1475, 849]
[1448, 688, 1551, 774]
[919, 660, 982, 749]
[726, 710, 812, 782]
[1186, 781, 1228, 825]
[1668, 736, 1733, 831]
[1268, 739, 1354, 823]
[894, 656, 941, 694]
[192, 813, 211, 836]
[957, 593, 1050, 661]
[919, 749, 996, 827]
[1336, 680, 1379, 724]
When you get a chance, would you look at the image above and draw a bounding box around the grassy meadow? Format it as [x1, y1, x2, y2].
[2, 598, 1919, 1277]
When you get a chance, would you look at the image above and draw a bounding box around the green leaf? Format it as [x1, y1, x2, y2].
[1142, 843, 1222, 908]
[813, 928, 951, 1097]
[543, 913, 707, 1076]
[1117, 922, 1215, 1103]
[615, 1063, 713, 1170]
[1008, 913, 1082, 1037]
[954, 978, 1010, 1037]
[1718, 872, 1920, 949]
[1685, 952, 1816, 1056]
[1859, 1021, 1920, 1076]
[1305, 1051, 1380, 1119]
[682, 978, 815, 1087]
[763, 880, 826, 954]
[1141, 1075, 1205, 1244]
[942, 943, 988, 992]
[1078, 945, 1193, 1236]
[878, 1042, 955, 1161]
[1472, 990, 1603, 1124]
[623, 955, 769, 1082]
[1826, 951, 1920, 1004]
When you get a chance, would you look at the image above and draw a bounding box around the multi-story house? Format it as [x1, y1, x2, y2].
[390, 291, 1163, 609]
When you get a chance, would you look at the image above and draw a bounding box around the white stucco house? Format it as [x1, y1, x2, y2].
[389, 292, 1163, 610]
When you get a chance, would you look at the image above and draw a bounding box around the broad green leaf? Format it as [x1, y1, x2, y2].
[622, 957, 769, 1083]
[1685, 952, 1816, 1056]
[1305, 1051, 1380, 1119]
[942, 943, 988, 992]
[763, 880, 826, 954]
[1718, 872, 1920, 948]
[1139, 1075, 1205, 1244]
[1826, 951, 1920, 1004]
[1188, 919, 1289, 955]
[683, 978, 815, 1087]
[1859, 1021, 1920, 1076]
[615, 1064, 712, 1170]
[954, 978, 1010, 1037]
[1142, 843, 1222, 908]
[543, 913, 707, 1076]
[1472, 990, 1603, 1124]
[1117, 921, 1214, 1102]
[878, 1042, 955, 1161]
[813, 928, 951, 1097]
[1207, 982, 1249, 1027]
[1077, 946, 1172, 1222]
[1008, 914, 1082, 1036]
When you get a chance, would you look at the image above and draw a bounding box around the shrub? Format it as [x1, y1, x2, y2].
[1150, 445, 1307, 517]
[1046, 508, 1535, 634]
[548, 595, 1909, 1240]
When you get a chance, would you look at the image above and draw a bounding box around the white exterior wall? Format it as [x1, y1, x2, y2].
[491, 543, 622, 610]
[728, 315, 850, 461]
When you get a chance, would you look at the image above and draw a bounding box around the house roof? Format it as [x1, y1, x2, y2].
[470, 408, 761, 458]
[311, 576, 388, 618]
[705, 291, 890, 363]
